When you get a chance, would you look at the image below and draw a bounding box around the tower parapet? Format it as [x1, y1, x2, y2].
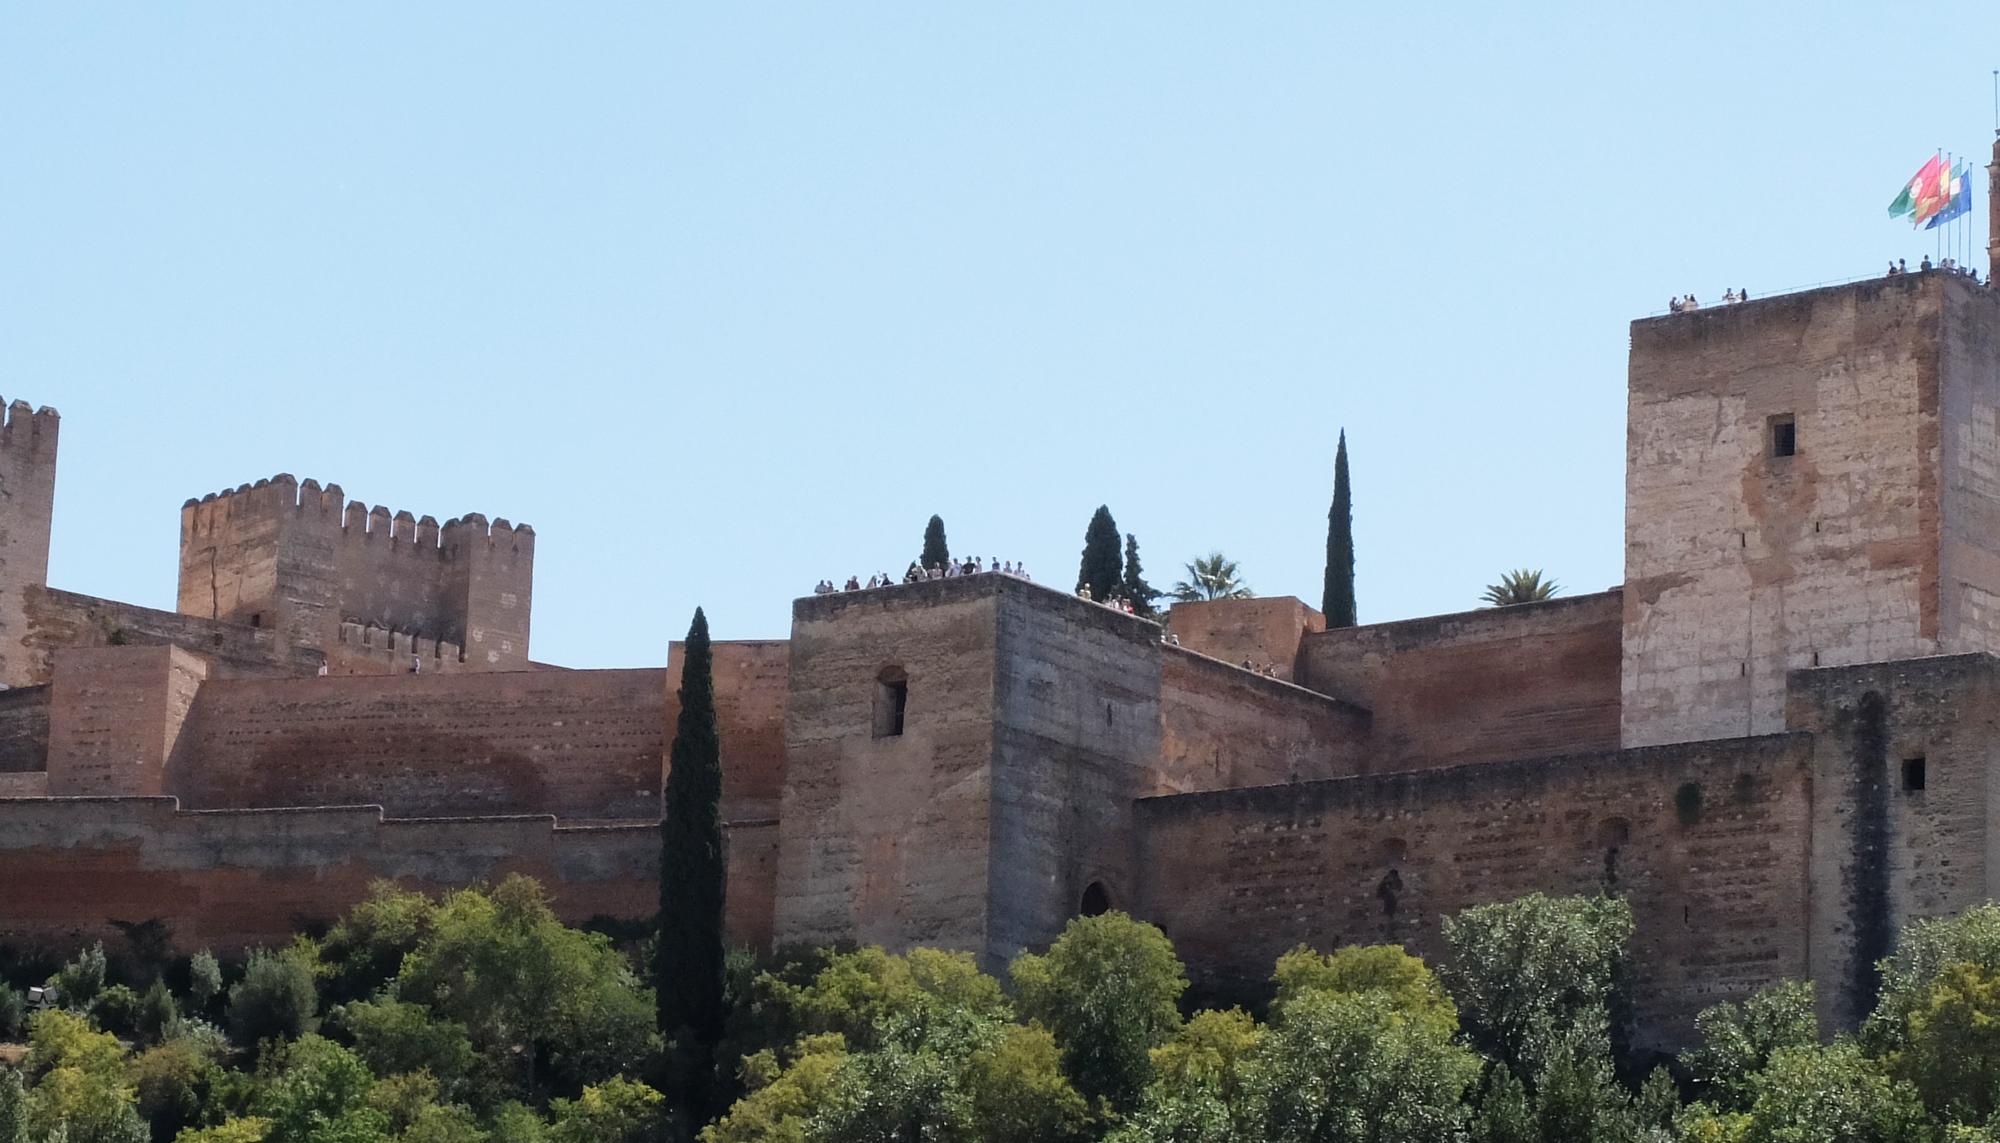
[330, 620, 468, 674]
[178, 474, 533, 670]
[0, 400, 61, 687]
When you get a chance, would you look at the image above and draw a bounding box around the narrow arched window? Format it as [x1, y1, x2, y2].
[873, 666, 908, 738]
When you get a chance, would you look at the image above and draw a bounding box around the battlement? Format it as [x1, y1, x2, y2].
[181, 474, 532, 561]
[0, 399, 59, 448]
[0, 397, 61, 686]
[179, 473, 535, 668]
[334, 620, 467, 670]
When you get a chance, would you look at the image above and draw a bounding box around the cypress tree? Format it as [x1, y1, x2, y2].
[921, 515, 950, 570]
[1122, 533, 1160, 617]
[1323, 431, 1357, 627]
[658, 607, 726, 1124]
[1077, 506, 1123, 601]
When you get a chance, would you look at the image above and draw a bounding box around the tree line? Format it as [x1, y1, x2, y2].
[14, 876, 2000, 1141]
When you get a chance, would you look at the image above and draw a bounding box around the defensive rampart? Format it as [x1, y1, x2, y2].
[162, 668, 668, 820]
[1166, 596, 1326, 682]
[1135, 734, 1814, 1051]
[1157, 643, 1370, 791]
[1297, 590, 1623, 769]
[668, 640, 791, 821]
[327, 620, 471, 676]
[23, 586, 320, 681]
[0, 796, 772, 956]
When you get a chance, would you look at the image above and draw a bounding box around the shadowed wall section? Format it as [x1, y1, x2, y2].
[0, 797, 771, 956]
[1135, 735, 1814, 1052]
[162, 669, 668, 820]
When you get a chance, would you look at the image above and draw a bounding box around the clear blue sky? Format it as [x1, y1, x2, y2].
[4, 5, 1996, 666]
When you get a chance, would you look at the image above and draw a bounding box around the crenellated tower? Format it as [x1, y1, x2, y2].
[177, 475, 534, 670]
[0, 400, 60, 687]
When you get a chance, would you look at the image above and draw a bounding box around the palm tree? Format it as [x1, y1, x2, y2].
[1481, 569, 1561, 606]
[1170, 553, 1254, 602]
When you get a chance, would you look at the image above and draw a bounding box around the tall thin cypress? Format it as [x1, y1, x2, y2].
[921, 515, 950, 570]
[1077, 506, 1123, 601]
[658, 608, 725, 1122]
[1323, 431, 1357, 627]
[1122, 532, 1160, 617]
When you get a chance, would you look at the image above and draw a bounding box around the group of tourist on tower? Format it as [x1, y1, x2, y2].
[812, 557, 1034, 595]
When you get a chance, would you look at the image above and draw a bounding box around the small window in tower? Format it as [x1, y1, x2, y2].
[873, 667, 908, 738]
[1903, 756, 1927, 793]
[1769, 414, 1797, 458]
[249, 613, 262, 628]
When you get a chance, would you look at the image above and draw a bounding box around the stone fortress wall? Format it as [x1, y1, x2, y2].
[7, 174, 2000, 1049]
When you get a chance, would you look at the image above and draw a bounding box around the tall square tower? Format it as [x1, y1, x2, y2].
[1622, 273, 2000, 747]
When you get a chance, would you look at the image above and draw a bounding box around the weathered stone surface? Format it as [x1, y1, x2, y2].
[0, 685, 50, 774]
[0, 403, 60, 688]
[1622, 274, 2000, 747]
[1136, 732, 1813, 1052]
[0, 796, 763, 956]
[1167, 596, 1326, 682]
[166, 668, 668, 820]
[1298, 590, 1622, 769]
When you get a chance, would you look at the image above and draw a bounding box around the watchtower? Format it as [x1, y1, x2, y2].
[0, 400, 60, 687]
[1622, 272, 2000, 747]
[177, 475, 533, 670]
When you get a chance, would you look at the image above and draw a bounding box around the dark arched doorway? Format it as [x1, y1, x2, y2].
[1079, 882, 1111, 917]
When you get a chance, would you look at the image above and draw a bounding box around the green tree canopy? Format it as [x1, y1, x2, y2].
[227, 946, 320, 1049]
[1012, 911, 1187, 1114]
[396, 875, 655, 1098]
[1076, 507, 1123, 601]
[1866, 903, 2000, 1055]
[1256, 989, 1478, 1143]
[1440, 893, 1632, 1079]
[334, 998, 481, 1100]
[1731, 1039, 1929, 1143]
[318, 881, 440, 1005]
[1121, 533, 1160, 618]
[921, 516, 950, 571]
[1687, 980, 1818, 1112]
[1271, 943, 1456, 1036]
[1169, 553, 1253, 602]
[1110, 1008, 1265, 1143]
[1891, 960, 2000, 1125]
